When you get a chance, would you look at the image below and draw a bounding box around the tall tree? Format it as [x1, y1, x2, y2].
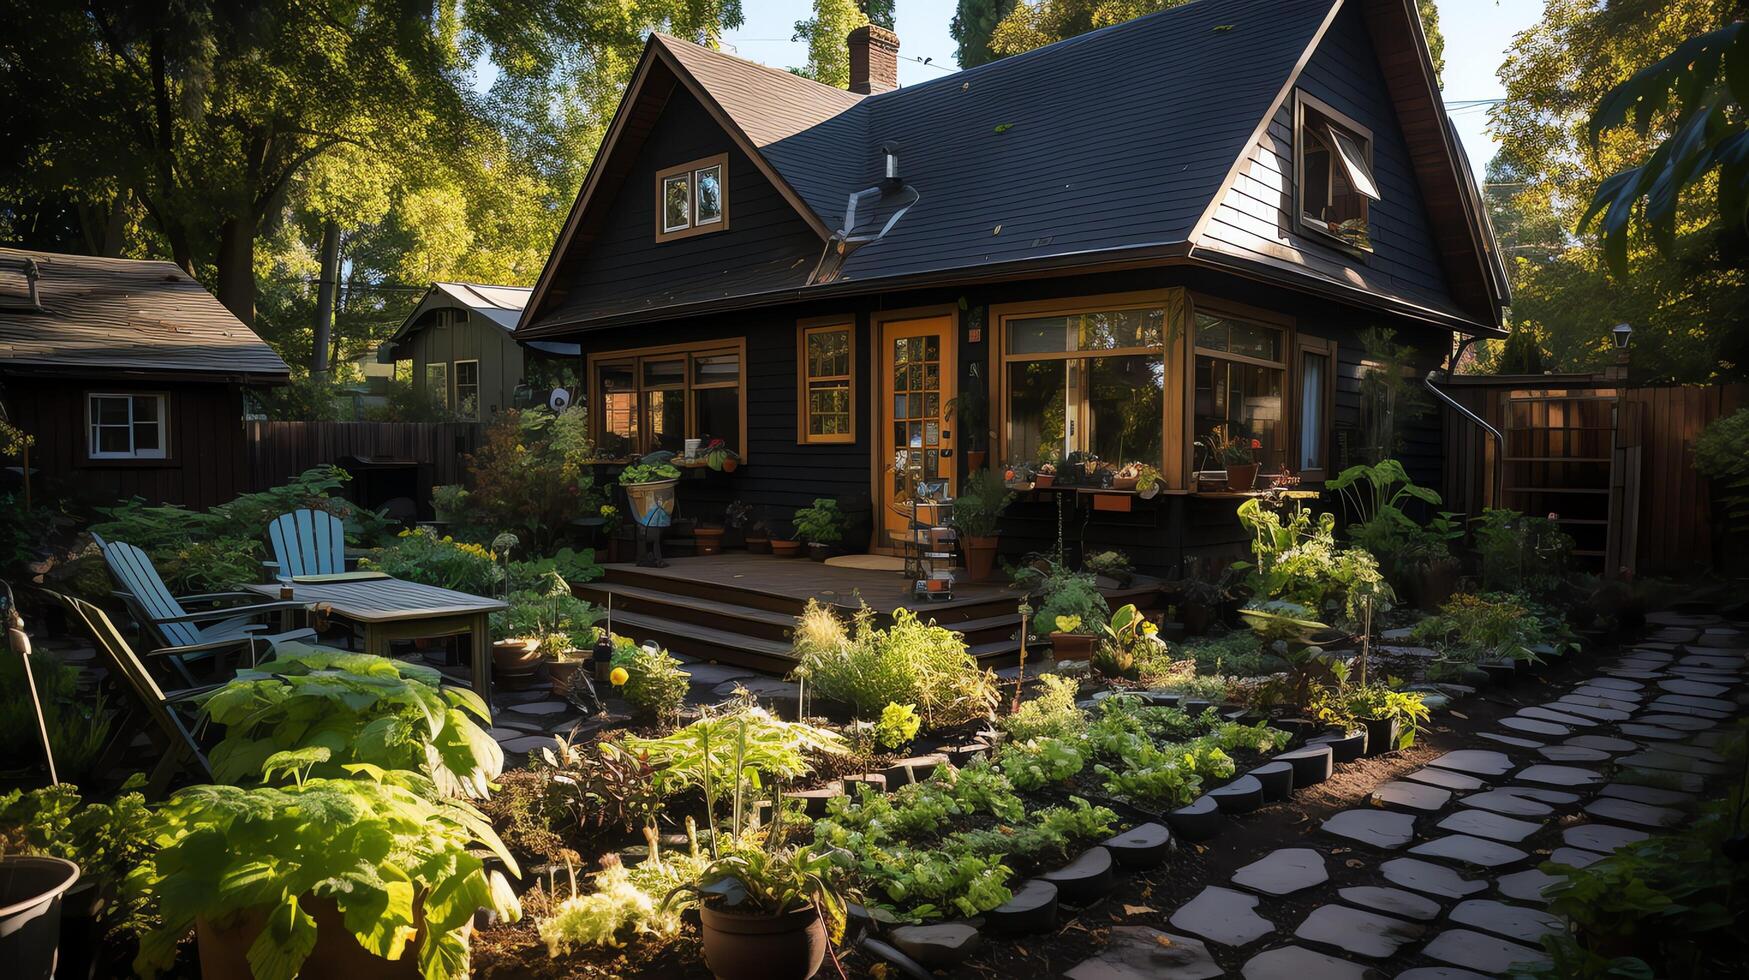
[1417, 0, 1444, 85]
[952, 0, 1022, 68]
[793, 0, 872, 87]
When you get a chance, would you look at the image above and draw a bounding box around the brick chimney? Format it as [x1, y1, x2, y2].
[848, 24, 899, 95]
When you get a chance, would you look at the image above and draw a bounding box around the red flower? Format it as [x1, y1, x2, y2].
[1250, 438, 1262, 449]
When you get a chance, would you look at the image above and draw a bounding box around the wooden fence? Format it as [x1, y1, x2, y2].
[1442, 378, 1747, 576]
[246, 421, 487, 497]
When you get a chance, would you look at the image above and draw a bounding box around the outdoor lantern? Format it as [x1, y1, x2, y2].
[1612, 322, 1633, 350]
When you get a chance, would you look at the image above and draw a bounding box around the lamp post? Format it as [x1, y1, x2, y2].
[1607, 322, 1633, 381]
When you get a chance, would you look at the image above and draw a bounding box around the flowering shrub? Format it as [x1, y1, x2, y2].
[362, 527, 502, 595]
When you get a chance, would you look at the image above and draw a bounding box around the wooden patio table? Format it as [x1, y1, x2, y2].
[243, 576, 505, 701]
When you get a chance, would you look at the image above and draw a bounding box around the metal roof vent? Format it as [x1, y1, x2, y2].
[810, 144, 918, 285]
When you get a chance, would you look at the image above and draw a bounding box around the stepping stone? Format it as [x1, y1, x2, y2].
[1372, 780, 1451, 813]
[1563, 824, 1649, 855]
[1404, 766, 1486, 792]
[986, 879, 1058, 932]
[1308, 730, 1367, 763]
[1496, 868, 1565, 904]
[1428, 749, 1515, 778]
[1650, 693, 1732, 712]
[1275, 744, 1334, 787]
[1565, 734, 1637, 753]
[510, 700, 572, 715]
[1409, 834, 1529, 868]
[1232, 848, 1328, 896]
[1065, 927, 1221, 980]
[1548, 847, 1604, 868]
[1436, 809, 1543, 843]
[1250, 761, 1295, 802]
[1294, 904, 1425, 958]
[1604, 669, 1666, 681]
[1459, 788, 1559, 818]
[1588, 677, 1643, 691]
[1449, 899, 1563, 945]
[1169, 885, 1274, 947]
[1103, 822, 1172, 869]
[1520, 705, 1596, 727]
[1550, 700, 1630, 723]
[1515, 764, 1601, 787]
[1658, 678, 1729, 697]
[1041, 846, 1115, 905]
[1240, 945, 1376, 980]
[1165, 795, 1223, 842]
[1571, 685, 1642, 702]
[1338, 885, 1441, 922]
[1634, 713, 1715, 731]
[1479, 732, 1544, 750]
[1424, 929, 1551, 973]
[1620, 750, 1726, 776]
[882, 753, 951, 786]
[1380, 857, 1487, 899]
[1619, 769, 1705, 794]
[1619, 723, 1686, 741]
[888, 922, 982, 967]
[1656, 743, 1726, 762]
[487, 727, 524, 741]
[499, 734, 557, 754]
[1207, 775, 1265, 814]
[1323, 809, 1416, 849]
[1397, 971, 1493, 980]
[1501, 716, 1569, 737]
[1584, 797, 1684, 829]
[1537, 744, 1610, 762]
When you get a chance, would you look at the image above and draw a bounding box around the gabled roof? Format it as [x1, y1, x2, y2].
[381, 281, 579, 361]
[520, 0, 1505, 339]
[0, 247, 289, 382]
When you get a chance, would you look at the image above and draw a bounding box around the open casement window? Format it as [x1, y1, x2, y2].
[798, 320, 855, 444]
[87, 392, 167, 460]
[454, 359, 481, 420]
[589, 339, 746, 459]
[1296, 92, 1379, 252]
[654, 154, 729, 242]
[1192, 309, 1289, 476]
[1294, 336, 1336, 481]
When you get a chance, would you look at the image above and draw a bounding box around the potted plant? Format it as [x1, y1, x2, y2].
[131, 769, 519, 980]
[0, 854, 80, 980]
[1200, 426, 1261, 491]
[430, 484, 469, 524]
[946, 390, 990, 473]
[952, 469, 1014, 582]
[723, 501, 754, 549]
[745, 516, 773, 554]
[1314, 676, 1430, 756]
[792, 499, 846, 562]
[694, 523, 726, 556]
[702, 438, 740, 473]
[771, 520, 805, 559]
[668, 844, 851, 980]
[619, 460, 682, 522]
[491, 591, 547, 689]
[1034, 461, 1057, 488]
[1047, 614, 1097, 661]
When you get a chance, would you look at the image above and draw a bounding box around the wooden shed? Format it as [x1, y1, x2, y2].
[377, 282, 579, 419]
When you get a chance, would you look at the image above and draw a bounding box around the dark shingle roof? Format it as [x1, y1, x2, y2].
[0, 248, 289, 381]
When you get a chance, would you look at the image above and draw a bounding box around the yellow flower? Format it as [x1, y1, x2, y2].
[609, 666, 629, 687]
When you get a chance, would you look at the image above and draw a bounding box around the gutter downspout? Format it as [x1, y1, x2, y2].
[1425, 367, 1504, 510]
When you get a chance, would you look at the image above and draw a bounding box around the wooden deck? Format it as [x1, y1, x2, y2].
[598, 554, 1034, 615]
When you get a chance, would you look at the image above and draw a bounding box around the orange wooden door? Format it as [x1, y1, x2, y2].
[877, 316, 957, 552]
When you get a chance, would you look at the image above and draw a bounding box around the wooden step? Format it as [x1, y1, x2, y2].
[578, 581, 798, 642]
[599, 608, 797, 674]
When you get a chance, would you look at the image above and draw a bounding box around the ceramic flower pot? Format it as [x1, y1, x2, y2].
[196, 895, 461, 980]
[771, 540, 805, 558]
[548, 657, 586, 694]
[1224, 463, 1259, 491]
[698, 904, 828, 980]
[745, 534, 772, 554]
[961, 534, 1000, 583]
[492, 639, 543, 689]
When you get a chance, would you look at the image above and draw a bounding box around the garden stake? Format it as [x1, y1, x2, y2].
[4, 583, 56, 784]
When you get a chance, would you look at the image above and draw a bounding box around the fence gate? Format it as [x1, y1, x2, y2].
[1495, 387, 1635, 573]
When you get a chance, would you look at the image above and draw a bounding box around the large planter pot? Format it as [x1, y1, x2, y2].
[1224, 463, 1259, 491]
[624, 478, 680, 529]
[196, 895, 459, 980]
[745, 534, 772, 555]
[807, 542, 833, 562]
[1361, 715, 1401, 756]
[1051, 632, 1097, 661]
[493, 639, 543, 689]
[698, 903, 828, 980]
[0, 856, 80, 980]
[695, 526, 726, 556]
[772, 539, 804, 558]
[548, 657, 586, 694]
[962, 534, 1000, 582]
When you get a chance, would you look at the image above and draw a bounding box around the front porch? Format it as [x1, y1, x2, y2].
[575, 552, 1166, 673]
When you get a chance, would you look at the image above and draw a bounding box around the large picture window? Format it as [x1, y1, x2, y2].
[87, 392, 167, 460]
[1193, 312, 1287, 474]
[654, 154, 729, 242]
[1000, 305, 1166, 470]
[590, 340, 746, 459]
[798, 320, 855, 444]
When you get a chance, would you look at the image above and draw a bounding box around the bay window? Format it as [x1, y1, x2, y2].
[1001, 305, 1166, 469]
[590, 340, 746, 459]
[1193, 312, 1287, 474]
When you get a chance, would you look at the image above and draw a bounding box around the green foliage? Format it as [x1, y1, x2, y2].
[1328, 459, 1457, 572]
[618, 461, 680, 485]
[1472, 508, 1574, 596]
[1235, 497, 1391, 623]
[996, 736, 1085, 790]
[1179, 630, 1282, 678]
[789, 602, 997, 729]
[951, 469, 1014, 539]
[129, 769, 519, 980]
[791, 0, 869, 87]
[200, 646, 502, 798]
[1695, 408, 1749, 532]
[623, 702, 845, 802]
[0, 779, 155, 940]
[361, 527, 503, 595]
[1410, 592, 1567, 665]
[1000, 673, 1084, 742]
[508, 547, 603, 592]
[875, 701, 921, 750]
[1308, 682, 1430, 749]
[0, 649, 112, 782]
[683, 842, 855, 941]
[537, 836, 709, 952]
[1018, 560, 1109, 635]
[952, 0, 1022, 68]
[610, 640, 691, 725]
[791, 498, 847, 546]
[535, 734, 666, 841]
[461, 409, 601, 553]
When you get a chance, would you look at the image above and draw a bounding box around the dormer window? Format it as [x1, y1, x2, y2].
[655, 154, 729, 242]
[1295, 93, 1378, 252]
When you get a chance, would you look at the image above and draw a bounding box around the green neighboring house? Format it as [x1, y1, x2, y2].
[378, 281, 578, 419]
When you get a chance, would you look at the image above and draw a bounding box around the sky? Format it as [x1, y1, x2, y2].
[720, 0, 1549, 178]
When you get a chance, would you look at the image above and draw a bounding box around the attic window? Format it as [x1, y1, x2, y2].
[1296, 93, 1378, 252]
[655, 154, 729, 242]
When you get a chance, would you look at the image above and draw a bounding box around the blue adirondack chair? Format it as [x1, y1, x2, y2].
[92, 532, 313, 684]
[266, 508, 352, 578]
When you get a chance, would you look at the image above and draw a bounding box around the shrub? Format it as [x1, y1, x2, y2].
[788, 601, 997, 729]
[0, 779, 155, 941]
[1234, 496, 1391, 623]
[1410, 591, 1555, 664]
[1473, 508, 1574, 596]
[1180, 630, 1283, 677]
[951, 469, 1014, 539]
[792, 498, 847, 546]
[1327, 459, 1459, 574]
[0, 650, 112, 782]
[361, 527, 503, 595]
[1695, 407, 1749, 537]
[610, 639, 691, 724]
[1027, 563, 1109, 635]
[464, 408, 601, 552]
[875, 702, 921, 749]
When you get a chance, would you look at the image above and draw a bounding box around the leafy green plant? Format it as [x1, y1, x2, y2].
[950, 469, 1013, 539]
[492, 577, 602, 649]
[609, 639, 691, 725]
[791, 498, 847, 546]
[619, 460, 681, 485]
[1308, 678, 1431, 748]
[1473, 508, 1574, 596]
[875, 701, 921, 749]
[996, 736, 1086, 790]
[464, 408, 601, 552]
[788, 601, 997, 729]
[508, 547, 603, 590]
[361, 527, 503, 596]
[129, 768, 520, 980]
[200, 646, 502, 798]
[999, 673, 1084, 742]
[623, 701, 846, 802]
[1234, 496, 1391, 623]
[537, 838, 709, 952]
[1328, 459, 1456, 572]
[1410, 591, 1567, 665]
[1025, 561, 1109, 636]
[0, 649, 113, 782]
[0, 778, 155, 940]
[670, 842, 855, 941]
[1084, 549, 1135, 585]
[1695, 408, 1749, 535]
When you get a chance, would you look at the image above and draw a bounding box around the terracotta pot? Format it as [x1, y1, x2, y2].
[196, 895, 460, 980]
[548, 657, 585, 694]
[698, 903, 828, 980]
[965, 449, 987, 472]
[1034, 473, 1055, 488]
[745, 535, 772, 554]
[493, 639, 543, 688]
[771, 540, 804, 558]
[1110, 476, 1139, 490]
[807, 542, 832, 562]
[1050, 632, 1097, 661]
[722, 456, 738, 473]
[961, 534, 1000, 582]
[695, 526, 726, 556]
[1225, 463, 1259, 491]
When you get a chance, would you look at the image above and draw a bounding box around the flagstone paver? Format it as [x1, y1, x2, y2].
[1380, 857, 1487, 899]
[1478, 732, 1544, 749]
[1064, 927, 1222, 980]
[1239, 945, 1376, 980]
[1548, 846, 1604, 868]
[1168, 886, 1275, 947]
[1408, 834, 1529, 868]
[1514, 764, 1602, 787]
[1459, 788, 1561, 818]
[1403, 767, 1486, 792]
[1371, 780, 1452, 813]
[1619, 722, 1686, 741]
[1435, 809, 1544, 843]
[1584, 796, 1685, 829]
[1495, 868, 1564, 904]
[1549, 700, 1630, 722]
[1500, 716, 1570, 737]
[1293, 904, 1425, 958]
[1564, 734, 1637, 753]
[1448, 900, 1564, 946]
[1428, 749, 1515, 777]
[1537, 744, 1610, 762]
[1232, 848, 1328, 896]
[1658, 678, 1730, 697]
[1336, 885, 1442, 922]
[1395, 970, 1492, 980]
[1323, 809, 1417, 848]
[1423, 929, 1551, 973]
[1562, 824, 1650, 854]
[1519, 705, 1596, 727]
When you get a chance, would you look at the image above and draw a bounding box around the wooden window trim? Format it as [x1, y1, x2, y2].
[453, 359, 481, 421]
[85, 390, 170, 463]
[797, 317, 856, 445]
[585, 337, 749, 459]
[1293, 335, 1337, 483]
[654, 153, 730, 243]
[1293, 91, 1375, 256]
[1186, 294, 1297, 481]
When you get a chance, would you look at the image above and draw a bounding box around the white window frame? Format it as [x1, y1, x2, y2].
[454, 359, 481, 420]
[87, 392, 168, 460]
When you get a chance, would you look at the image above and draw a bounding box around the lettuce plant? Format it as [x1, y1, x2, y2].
[129, 767, 519, 980]
[200, 646, 502, 798]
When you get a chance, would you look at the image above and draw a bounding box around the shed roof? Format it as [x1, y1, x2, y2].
[380, 281, 577, 363]
[0, 248, 288, 382]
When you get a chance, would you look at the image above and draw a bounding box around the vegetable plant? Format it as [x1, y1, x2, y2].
[874, 701, 921, 749]
[670, 842, 855, 941]
[608, 637, 691, 724]
[1234, 496, 1391, 623]
[788, 601, 997, 729]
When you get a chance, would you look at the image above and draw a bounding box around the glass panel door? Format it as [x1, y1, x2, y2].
[878, 316, 956, 552]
